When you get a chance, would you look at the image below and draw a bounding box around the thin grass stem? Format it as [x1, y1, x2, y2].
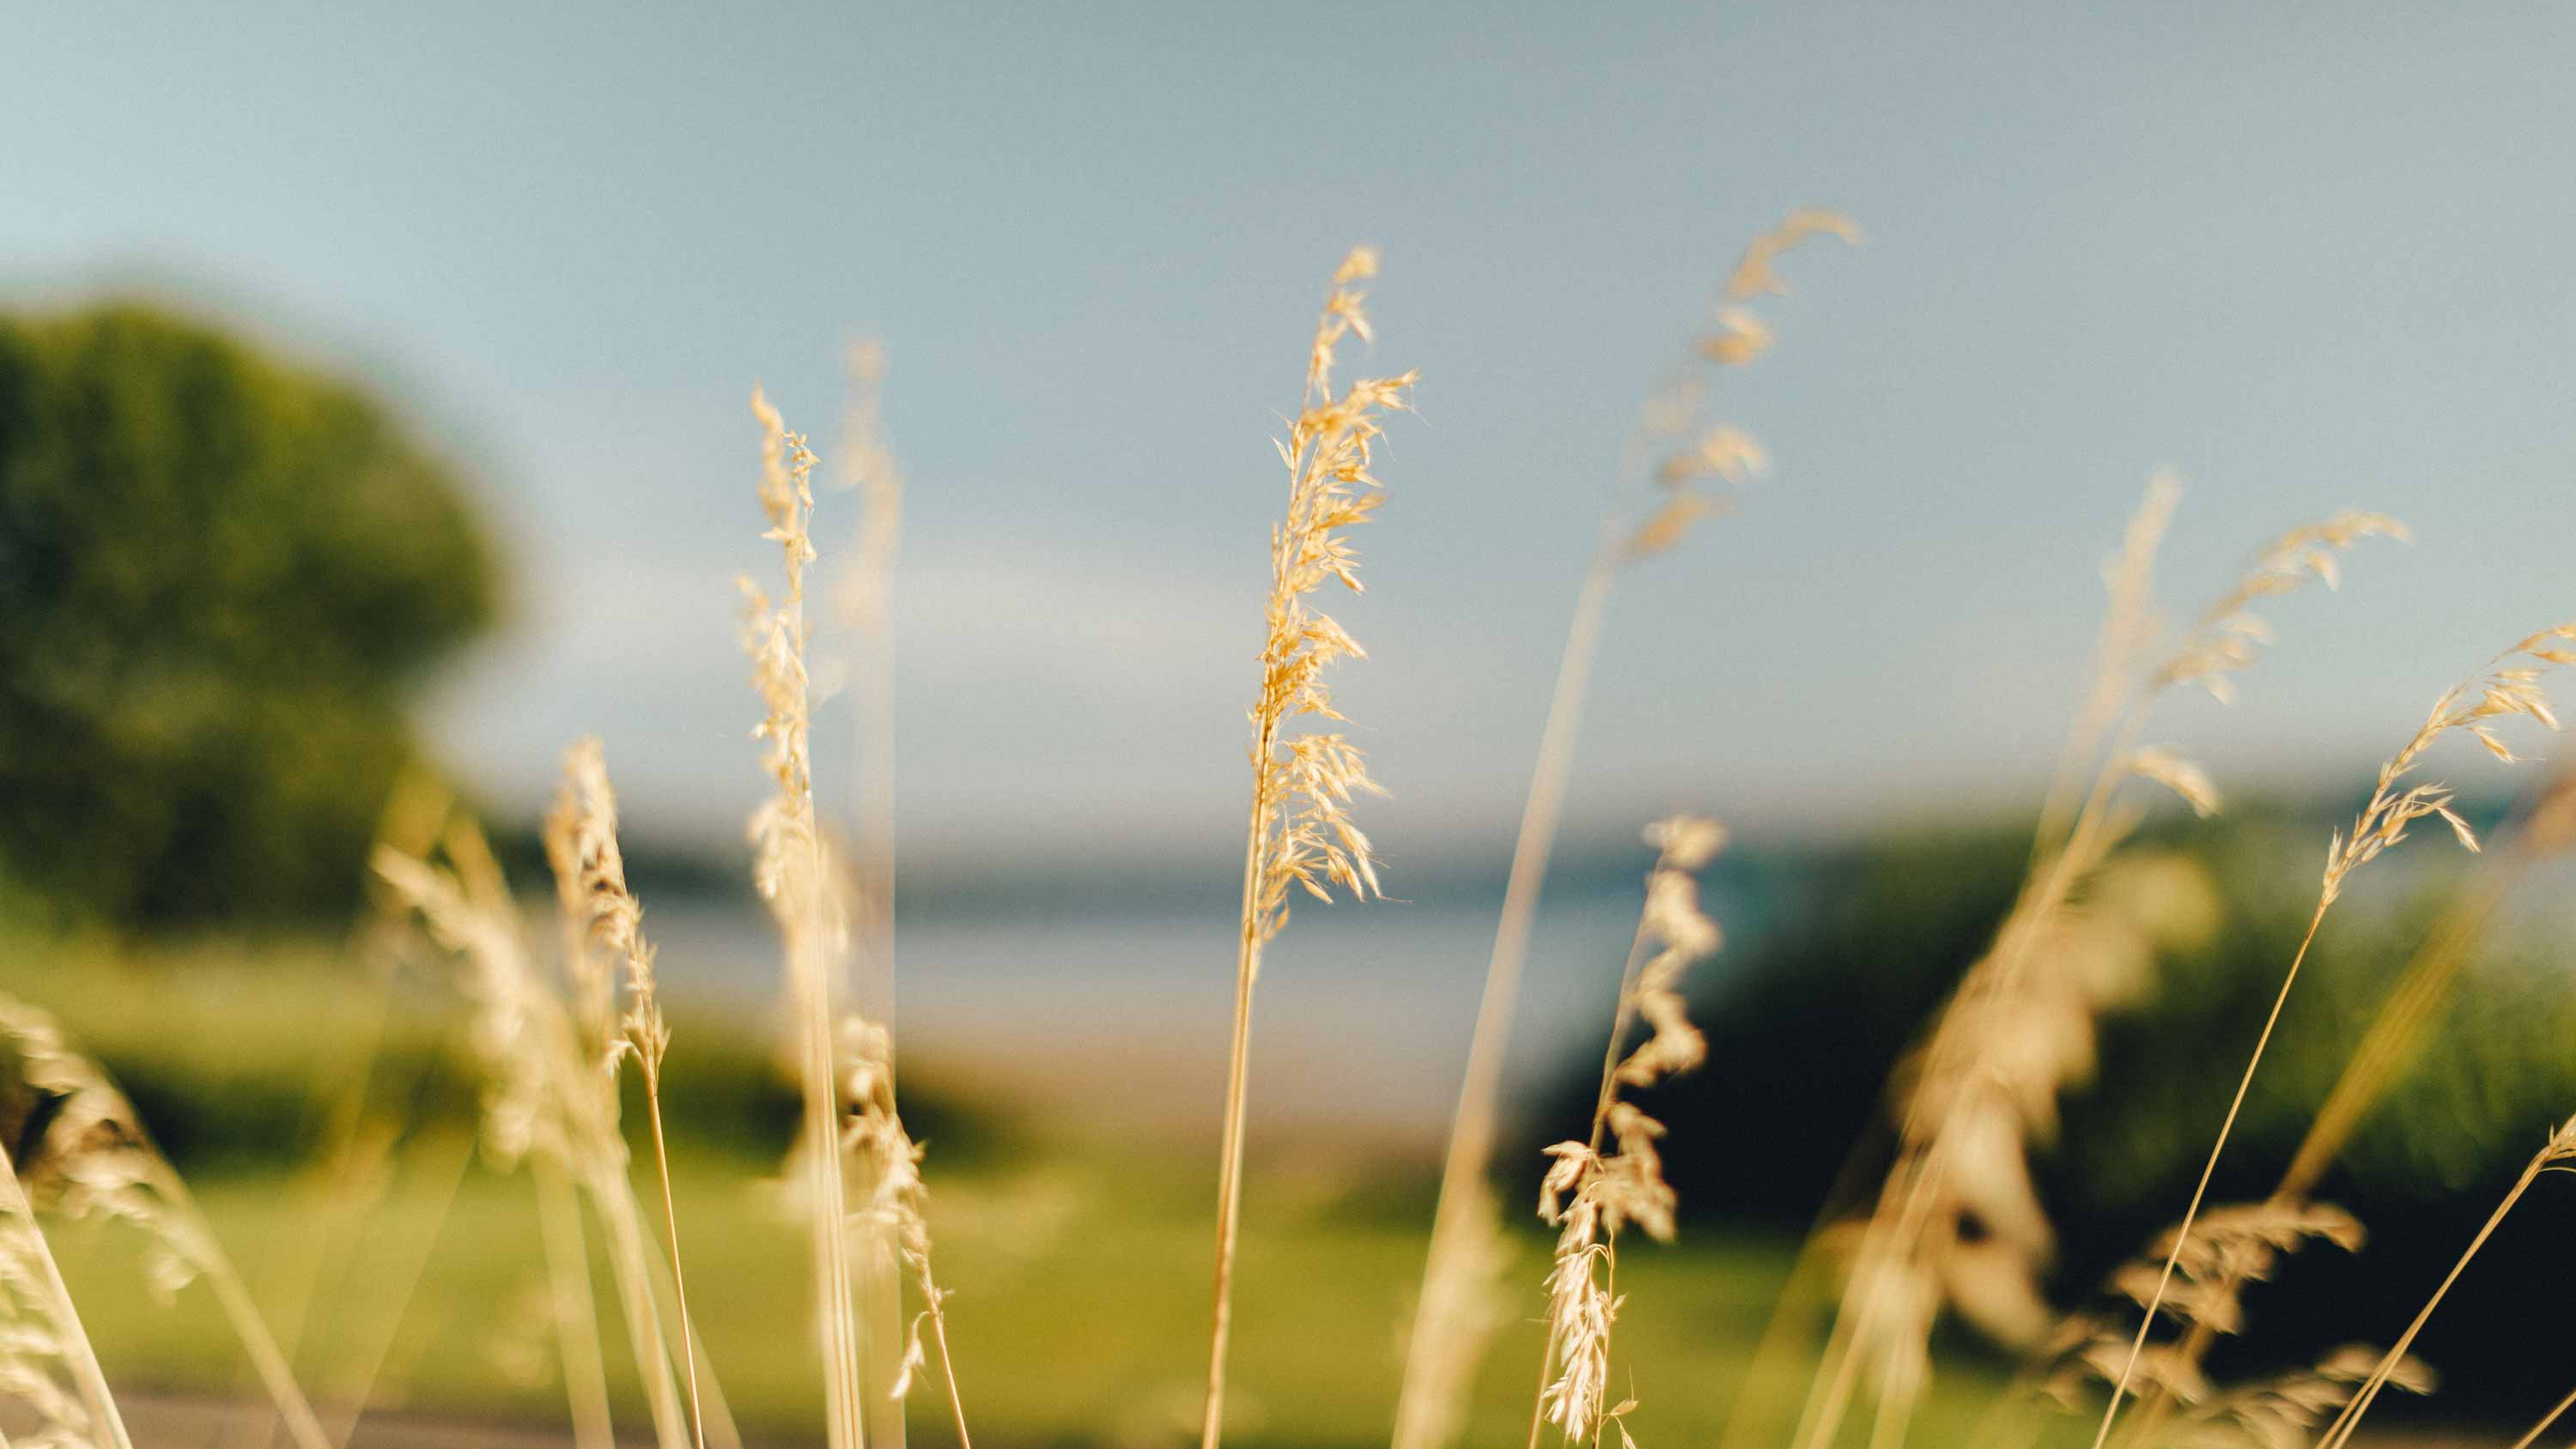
[2506, 1380, 2576, 1449]
[2090, 906, 2327, 1449]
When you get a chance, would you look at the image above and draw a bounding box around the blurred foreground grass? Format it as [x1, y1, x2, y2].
[1, 926, 2052, 1447]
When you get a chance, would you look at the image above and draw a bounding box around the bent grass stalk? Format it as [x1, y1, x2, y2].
[2116, 763, 2576, 1447]
[841, 1018, 972, 1449]
[224, 766, 452, 1449]
[0, 1135, 133, 1449]
[545, 737, 706, 1449]
[1395, 208, 1855, 1449]
[531, 1139, 617, 1449]
[1526, 818, 1728, 1447]
[834, 340, 908, 1449]
[2508, 1379, 2576, 1449]
[1791, 500, 2403, 1449]
[2091, 627, 2576, 1449]
[317, 1129, 476, 1449]
[2310, 1114, 2576, 1449]
[1202, 247, 1414, 1449]
[450, 817, 695, 1449]
[749, 382, 961, 1449]
[374, 817, 693, 1449]
[642, 1218, 750, 1449]
[139, 1140, 332, 1449]
[0, 992, 332, 1449]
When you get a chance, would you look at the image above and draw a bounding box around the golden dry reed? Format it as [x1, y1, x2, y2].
[834, 338, 905, 909]
[831, 341, 910, 1449]
[741, 390, 873, 1449]
[743, 386, 967, 1449]
[1785, 489, 2404, 1449]
[2509, 1374, 2576, 1449]
[1527, 818, 1728, 1448]
[2105, 763, 2576, 1446]
[2090, 625, 2576, 1449]
[1200, 247, 1416, 1449]
[2003, 1197, 2426, 1449]
[2311, 1112, 2576, 1448]
[841, 1015, 972, 1449]
[1396, 208, 1854, 1449]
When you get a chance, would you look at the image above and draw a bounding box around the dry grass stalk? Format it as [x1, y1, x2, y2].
[544, 737, 705, 1449]
[2026, 1201, 2379, 1428]
[2285, 766, 2576, 1195]
[216, 769, 448, 1449]
[0, 1135, 131, 1449]
[738, 387, 873, 1449]
[1201, 246, 1414, 1449]
[827, 339, 911, 1449]
[749, 856, 968, 1449]
[308, 1129, 477, 1449]
[1913, 855, 2219, 1343]
[1394, 1180, 1514, 1449]
[747, 387, 959, 1449]
[1789, 492, 2401, 1449]
[0, 993, 331, 1449]
[373, 821, 696, 1449]
[530, 1132, 616, 1449]
[2029, 476, 2183, 852]
[2117, 1202, 2365, 1337]
[839, 1017, 971, 1449]
[2507, 1379, 2576, 1449]
[1525, 817, 1727, 1449]
[2116, 762, 2576, 1444]
[2152, 512, 2411, 704]
[833, 340, 905, 910]
[1841, 858, 2216, 1449]
[252, 1123, 395, 1442]
[1990, 1183, 2426, 1448]
[2309, 1113, 2576, 1449]
[1397, 209, 1854, 1449]
[2151, 1345, 2427, 1449]
[2092, 626, 2576, 1449]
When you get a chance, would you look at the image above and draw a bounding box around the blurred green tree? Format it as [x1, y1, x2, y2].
[0, 304, 496, 925]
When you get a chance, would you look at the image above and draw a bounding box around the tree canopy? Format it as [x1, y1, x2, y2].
[0, 303, 497, 925]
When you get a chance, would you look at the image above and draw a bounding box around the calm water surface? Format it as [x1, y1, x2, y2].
[641, 876, 1767, 1140]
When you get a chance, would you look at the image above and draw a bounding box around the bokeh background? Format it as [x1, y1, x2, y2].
[9, 3, 2576, 1446]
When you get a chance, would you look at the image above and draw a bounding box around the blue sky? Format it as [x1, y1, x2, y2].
[9, 3, 2576, 872]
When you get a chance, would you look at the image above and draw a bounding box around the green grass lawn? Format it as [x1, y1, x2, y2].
[42, 1140, 2048, 1449]
[4, 937, 2047, 1446]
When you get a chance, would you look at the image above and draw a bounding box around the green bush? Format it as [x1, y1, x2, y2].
[0, 304, 496, 925]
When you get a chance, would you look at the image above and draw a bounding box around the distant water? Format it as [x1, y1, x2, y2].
[595, 820, 2576, 1147]
[640, 873, 1771, 1143]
